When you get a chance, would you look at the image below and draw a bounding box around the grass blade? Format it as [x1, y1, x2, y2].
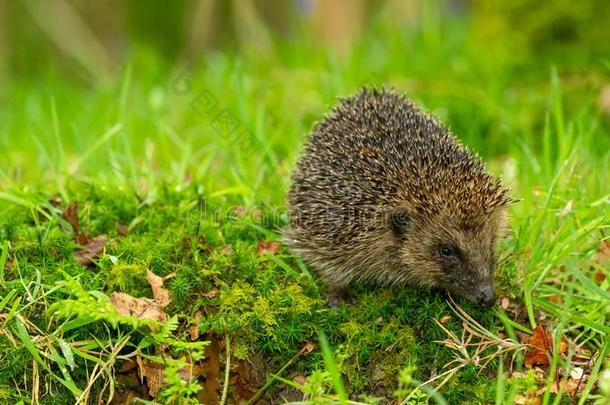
[318, 330, 347, 404]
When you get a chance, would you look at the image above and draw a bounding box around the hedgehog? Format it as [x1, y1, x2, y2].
[284, 88, 511, 307]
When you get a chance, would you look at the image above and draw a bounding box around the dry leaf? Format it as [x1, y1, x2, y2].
[570, 367, 584, 380]
[179, 363, 203, 381]
[146, 269, 174, 307]
[500, 296, 510, 309]
[303, 341, 315, 354]
[110, 270, 174, 323]
[293, 374, 307, 385]
[136, 356, 202, 399]
[220, 244, 234, 255]
[187, 312, 202, 341]
[524, 324, 568, 368]
[110, 292, 167, 322]
[116, 223, 128, 236]
[199, 338, 222, 404]
[514, 394, 541, 405]
[563, 377, 586, 395]
[258, 240, 280, 256]
[202, 288, 219, 298]
[62, 201, 80, 235]
[549, 378, 586, 395]
[598, 240, 610, 261]
[75, 235, 106, 266]
[137, 356, 165, 398]
[533, 367, 546, 381]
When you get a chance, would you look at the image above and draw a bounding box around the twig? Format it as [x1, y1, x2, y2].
[31, 359, 39, 405]
[76, 335, 130, 404]
[404, 297, 527, 403]
[247, 342, 314, 404]
[570, 349, 595, 405]
[220, 334, 231, 405]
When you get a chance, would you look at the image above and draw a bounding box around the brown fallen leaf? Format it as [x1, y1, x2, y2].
[110, 390, 137, 405]
[565, 377, 586, 396]
[293, 374, 307, 385]
[548, 377, 586, 395]
[137, 357, 165, 398]
[533, 367, 546, 381]
[187, 312, 202, 341]
[110, 292, 167, 322]
[524, 324, 568, 368]
[258, 240, 280, 256]
[570, 366, 584, 380]
[598, 240, 610, 261]
[75, 235, 106, 266]
[198, 337, 221, 404]
[202, 288, 219, 299]
[303, 341, 315, 353]
[220, 244, 234, 255]
[62, 201, 80, 235]
[179, 362, 203, 381]
[109, 270, 173, 324]
[146, 270, 175, 307]
[118, 358, 138, 374]
[514, 394, 541, 405]
[116, 223, 128, 236]
[61, 202, 91, 244]
[136, 355, 203, 399]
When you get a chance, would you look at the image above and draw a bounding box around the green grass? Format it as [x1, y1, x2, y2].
[1, 3, 609, 404]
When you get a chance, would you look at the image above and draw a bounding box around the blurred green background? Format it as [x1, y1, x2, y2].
[0, 0, 609, 199]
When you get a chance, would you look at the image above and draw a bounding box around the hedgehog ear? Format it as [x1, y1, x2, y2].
[389, 209, 410, 239]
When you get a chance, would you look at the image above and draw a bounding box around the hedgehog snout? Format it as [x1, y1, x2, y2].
[475, 283, 496, 307]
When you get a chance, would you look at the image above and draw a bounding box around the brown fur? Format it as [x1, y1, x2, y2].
[284, 88, 510, 306]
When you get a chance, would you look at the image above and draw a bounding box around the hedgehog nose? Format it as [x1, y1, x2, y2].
[477, 284, 496, 307]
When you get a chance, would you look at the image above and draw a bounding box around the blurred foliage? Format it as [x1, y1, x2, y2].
[1, 0, 609, 81]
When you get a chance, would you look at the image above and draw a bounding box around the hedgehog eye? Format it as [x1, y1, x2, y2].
[440, 245, 455, 258]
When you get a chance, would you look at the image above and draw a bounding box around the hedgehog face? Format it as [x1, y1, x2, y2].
[432, 234, 497, 307]
[393, 208, 507, 307]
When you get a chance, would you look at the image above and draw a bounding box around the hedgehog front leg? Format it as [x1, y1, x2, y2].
[326, 283, 350, 308]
